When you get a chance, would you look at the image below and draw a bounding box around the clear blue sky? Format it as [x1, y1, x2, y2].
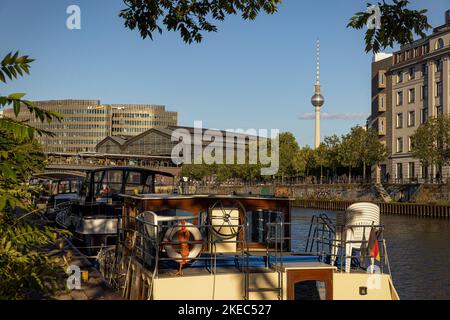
[0, 0, 448, 146]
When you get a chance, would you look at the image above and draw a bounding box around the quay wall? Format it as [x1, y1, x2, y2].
[189, 184, 450, 218]
[294, 199, 450, 218]
[191, 184, 378, 202]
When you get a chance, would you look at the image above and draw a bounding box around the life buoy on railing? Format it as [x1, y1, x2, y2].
[163, 222, 203, 264]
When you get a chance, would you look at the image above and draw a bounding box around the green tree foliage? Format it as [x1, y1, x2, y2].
[313, 144, 329, 184]
[119, 0, 282, 43]
[338, 126, 387, 182]
[411, 115, 450, 177]
[338, 130, 360, 183]
[361, 127, 387, 177]
[291, 148, 308, 177]
[0, 52, 61, 141]
[179, 126, 388, 184]
[120, 0, 431, 55]
[0, 52, 68, 299]
[322, 135, 341, 177]
[348, 0, 431, 53]
[276, 132, 300, 180]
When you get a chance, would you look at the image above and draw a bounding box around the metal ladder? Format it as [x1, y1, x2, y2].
[305, 214, 335, 256]
[243, 220, 284, 300]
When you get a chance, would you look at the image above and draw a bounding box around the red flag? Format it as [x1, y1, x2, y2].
[370, 238, 381, 261]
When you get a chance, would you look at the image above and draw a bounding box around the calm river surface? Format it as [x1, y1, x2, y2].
[293, 208, 450, 300]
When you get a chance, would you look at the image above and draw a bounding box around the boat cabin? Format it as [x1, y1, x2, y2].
[57, 167, 174, 252]
[32, 172, 85, 217]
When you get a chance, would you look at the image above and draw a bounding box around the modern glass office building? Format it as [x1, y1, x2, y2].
[3, 100, 178, 153]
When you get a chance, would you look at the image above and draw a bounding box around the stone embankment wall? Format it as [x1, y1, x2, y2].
[189, 183, 450, 205]
[190, 184, 379, 202]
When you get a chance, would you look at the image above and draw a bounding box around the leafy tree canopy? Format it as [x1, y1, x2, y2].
[348, 0, 431, 53]
[120, 0, 282, 43]
[1, 52, 67, 299]
[121, 0, 431, 55]
[411, 115, 450, 170]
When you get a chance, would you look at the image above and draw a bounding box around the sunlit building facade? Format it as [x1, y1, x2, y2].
[369, 11, 450, 182]
[3, 100, 178, 153]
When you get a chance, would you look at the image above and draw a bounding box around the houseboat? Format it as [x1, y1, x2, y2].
[32, 172, 84, 219]
[97, 193, 399, 300]
[55, 167, 174, 254]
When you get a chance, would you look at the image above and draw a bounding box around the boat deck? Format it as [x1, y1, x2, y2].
[156, 252, 330, 278]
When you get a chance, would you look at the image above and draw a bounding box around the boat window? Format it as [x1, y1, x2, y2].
[94, 170, 123, 198]
[94, 171, 104, 183]
[124, 171, 144, 195]
[294, 281, 327, 300]
[70, 180, 80, 194]
[81, 172, 91, 197]
[51, 182, 58, 195]
[105, 170, 123, 183]
[58, 181, 70, 194]
[127, 171, 142, 184]
[142, 174, 155, 194]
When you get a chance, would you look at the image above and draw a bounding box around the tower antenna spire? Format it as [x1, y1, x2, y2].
[316, 39, 320, 85]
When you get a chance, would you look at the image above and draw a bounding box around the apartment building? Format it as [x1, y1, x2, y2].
[369, 10, 450, 183]
[3, 100, 178, 153]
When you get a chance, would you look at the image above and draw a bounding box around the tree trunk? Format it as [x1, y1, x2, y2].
[363, 161, 366, 183]
[320, 166, 323, 184]
[348, 167, 352, 184]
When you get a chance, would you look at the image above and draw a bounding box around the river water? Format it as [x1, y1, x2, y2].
[293, 208, 450, 300]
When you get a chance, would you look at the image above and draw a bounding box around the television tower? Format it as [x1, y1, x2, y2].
[311, 39, 325, 149]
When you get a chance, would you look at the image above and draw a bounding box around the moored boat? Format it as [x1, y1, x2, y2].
[55, 166, 174, 255]
[97, 194, 399, 300]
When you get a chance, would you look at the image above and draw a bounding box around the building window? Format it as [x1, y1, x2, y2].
[397, 71, 403, 83]
[421, 85, 428, 100]
[414, 47, 419, 58]
[436, 82, 443, 97]
[397, 138, 404, 153]
[378, 94, 386, 111]
[408, 162, 415, 179]
[408, 136, 413, 152]
[408, 111, 415, 127]
[408, 88, 416, 103]
[436, 38, 444, 50]
[409, 67, 415, 80]
[396, 163, 403, 179]
[379, 71, 386, 87]
[396, 113, 403, 129]
[436, 59, 443, 72]
[421, 165, 429, 179]
[422, 63, 428, 76]
[397, 91, 403, 106]
[423, 43, 430, 54]
[421, 108, 429, 124]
